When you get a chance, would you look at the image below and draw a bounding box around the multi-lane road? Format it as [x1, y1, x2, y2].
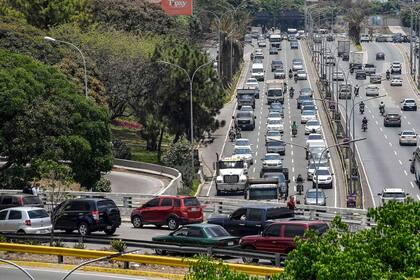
[319, 34, 420, 207]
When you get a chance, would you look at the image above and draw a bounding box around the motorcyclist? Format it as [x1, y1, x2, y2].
[386, 69, 390, 80]
[235, 126, 241, 138]
[362, 117, 368, 130]
[379, 101, 385, 115]
[294, 73, 298, 83]
[250, 53, 254, 60]
[296, 174, 304, 184]
[291, 121, 298, 137]
[359, 101, 365, 114]
[229, 127, 235, 141]
[354, 84, 359, 97]
[290, 86, 295, 97]
[289, 69, 293, 78]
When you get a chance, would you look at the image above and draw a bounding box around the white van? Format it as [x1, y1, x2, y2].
[251, 63, 265, 81]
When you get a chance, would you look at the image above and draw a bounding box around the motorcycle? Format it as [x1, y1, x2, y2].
[294, 75, 298, 83]
[292, 127, 298, 137]
[296, 183, 304, 195]
[362, 122, 367, 132]
[229, 130, 235, 142]
[379, 106, 385, 116]
[386, 71, 390, 80]
[289, 88, 295, 98]
[288, 72, 293, 79]
[359, 106, 364, 114]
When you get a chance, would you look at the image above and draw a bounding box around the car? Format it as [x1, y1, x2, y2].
[297, 95, 312, 109]
[364, 64, 376, 75]
[391, 61, 402, 74]
[307, 162, 329, 180]
[257, 39, 266, 48]
[306, 133, 323, 146]
[0, 207, 51, 234]
[266, 130, 282, 144]
[234, 138, 251, 149]
[342, 53, 349, 61]
[355, 70, 367, 80]
[360, 34, 370, 42]
[234, 146, 253, 165]
[0, 194, 43, 210]
[399, 130, 417, 146]
[312, 168, 333, 188]
[152, 224, 239, 254]
[262, 153, 282, 170]
[268, 111, 282, 119]
[365, 85, 379, 96]
[245, 78, 259, 90]
[54, 198, 121, 236]
[267, 117, 284, 132]
[375, 34, 387, 42]
[239, 221, 329, 260]
[390, 76, 403, 86]
[305, 119, 321, 135]
[300, 87, 313, 97]
[271, 60, 283, 72]
[326, 34, 334, 41]
[378, 188, 407, 204]
[401, 98, 417, 111]
[301, 104, 316, 113]
[269, 102, 283, 112]
[370, 74, 382, 84]
[296, 70, 307, 80]
[332, 71, 345, 81]
[292, 60, 303, 71]
[266, 140, 285, 155]
[376, 52, 385, 60]
[240, 105, 253, 113]
[269, 46, 278, 55]
[301, 110, 316, 124]
[254, 50, 264, 60]
[304, 189, 327, 206]
[290, 41, 299, 49]
[274, 69, 286, 79]
[383, 113, 401, 127]
[338, 84, 352, 99]
[131, 196, 203, 231]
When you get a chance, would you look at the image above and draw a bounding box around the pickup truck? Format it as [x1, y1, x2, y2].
[239, 220, 329, 262]
[207, 206, 294, 237]
[364, 63, 376, 75]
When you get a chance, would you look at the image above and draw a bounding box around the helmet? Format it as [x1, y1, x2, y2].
[380, 101, 384, 104]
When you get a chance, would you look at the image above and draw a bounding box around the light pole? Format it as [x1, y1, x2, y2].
[44, 36, 88, 98]
[157, 60, 214, 174]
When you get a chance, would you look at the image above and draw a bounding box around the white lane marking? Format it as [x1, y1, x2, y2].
[372, 115, 375, 119]
[384, 135, 388, 139]
[377, 121, 380, 126]
[408, 121, 411, 125]
[291, 158, 294, 164]
[411, 182, 415, 189]
[252, 167, 256, 173]
[417, 194, 420, 201]
[291, 150, 294, 156]
[404, 170, 408, 176]
[389, 142, 392, 147]
[399, 160, 403, 165]
[292, 167, 295, 173]
[394, 151, 397, 156]
[255, 151, 258, 157]
[258, 131, 260, 136]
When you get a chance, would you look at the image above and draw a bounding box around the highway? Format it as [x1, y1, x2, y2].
[0, 266, 155, 280]
[106, 170, 168, 194]
[201, 36, 346, 207]
[317, 35, 420, 208]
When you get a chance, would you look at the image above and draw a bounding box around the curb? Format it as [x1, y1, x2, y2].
[1, 260, 184, 280]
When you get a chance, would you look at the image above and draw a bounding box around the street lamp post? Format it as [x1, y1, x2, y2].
[157, 60, 214, 174]
[44, 36, 88, 98]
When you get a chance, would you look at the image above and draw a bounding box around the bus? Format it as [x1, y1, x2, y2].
[269, 34, 282, 48]
[411, 147, 420, 184]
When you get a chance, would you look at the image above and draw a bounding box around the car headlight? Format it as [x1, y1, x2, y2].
[216, 177, 223, 183]
[239, 176, 247, 183]
[327, 177, 332, 180]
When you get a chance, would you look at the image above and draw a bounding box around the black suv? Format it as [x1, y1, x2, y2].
[0, 194, 43, 210]
[53, 198, 121, 236]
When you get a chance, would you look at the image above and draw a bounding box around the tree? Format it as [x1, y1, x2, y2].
[283, 200, 420, 279]
[341, 0, 370, 44]
[0, 49, 113, 188]
[3, 0, 91, 29]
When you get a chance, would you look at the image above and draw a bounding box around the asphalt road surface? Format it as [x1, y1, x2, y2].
[318, 35, 420, 208]
[106, 170, 168, 194]
[0, 266, 156, 280]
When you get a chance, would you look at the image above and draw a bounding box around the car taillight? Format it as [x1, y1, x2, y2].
[92, 210, 99, 221]
[25, 220, 31, 226]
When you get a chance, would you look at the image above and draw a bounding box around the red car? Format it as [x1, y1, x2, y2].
[239, 220, 328, 262]
[130, 196, 203, 230]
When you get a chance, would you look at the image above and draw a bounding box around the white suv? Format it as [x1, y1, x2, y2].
[378, 188, 407, 203]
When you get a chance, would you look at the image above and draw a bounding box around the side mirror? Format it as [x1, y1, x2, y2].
[331, 173, 334, 176]
[377, 193, 382, 196]
[232, 116, 235, 119]
[254, 116, 256, 119]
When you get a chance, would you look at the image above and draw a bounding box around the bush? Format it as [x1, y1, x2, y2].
[52, 239, 65, 247]
[110, 239, 127, 253]
[112, 139, 132, 160]
[73, 241, 86, 249]
[92, 177, 112, 192]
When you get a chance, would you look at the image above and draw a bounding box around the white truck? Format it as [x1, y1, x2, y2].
[215, 156, 248, 195]
[337, 40, 350, 57]
[350, 51, 364, 70]
[266, 80, 284, 104]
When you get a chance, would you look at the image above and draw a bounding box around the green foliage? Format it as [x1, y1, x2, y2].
[3, 0, 92, 29]
[0, 49, 112, 188]
[112, 139, 132, 160]
[110, 239, 127, 253]
[92, 177, 111, 192]
[73, 241, 86, 249]
[52, 239, 65, 247]
[283, 201, 420, 280]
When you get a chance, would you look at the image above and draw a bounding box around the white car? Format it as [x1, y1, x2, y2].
[296, 70, 307, 80]
[262, 153, 282, 169]
[274, 69, 286, 79]
[0, 207, 52, 234]
[267, 118, 284, 132]
[312, 168, 333, 188]
[378, 188, 407, 203]
[233, 146, 253, 165]
[258, 39, 266, 47]
[301, 110, 316, 123]
[234, 138, 252, 149]
[245, 78, 259, 89]
[332, 71, 345, 81]
[360, 34, 370, 42]
[306, 133, 323, 146]
[400, 98, 417, 111]
[365, 84, 379, 96]
[399, 130, 417, 146]
[268, 111, 282, 119]
[265, 130, 282, 144]
[305, 119, 321, 135]
[390, 76, 402, 86]
[292, 62, 303, 71]
[240, 105, 254, 112]
[307, 162, 329, 180]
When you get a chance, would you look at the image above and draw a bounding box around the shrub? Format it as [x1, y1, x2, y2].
[92, 177, 112, 192]
[112, 139, 132, 160]
[110, 239, 127, 253]
[73, 241, 86, 249]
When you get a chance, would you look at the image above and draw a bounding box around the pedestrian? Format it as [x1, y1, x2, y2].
[23, 182, 33, 195]
[287, 195, 296, 210]
[32, 183, 40, 197]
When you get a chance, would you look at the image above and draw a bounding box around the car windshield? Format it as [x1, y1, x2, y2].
[236, 112, 252, 118]
[28, 209, 49, 219]
[307, 121, 320, 126]
[297, 70, 305, 74]
[241, 107, 253, 111]
[183, 197, 200, 206]
[402, 131, 416, 136]
[219, 161, 244, 169]
[235, 139, 249, 146]
[205, 226, 230, 237]
[235, 148, 251, 154]
[303, 105, 315, 110]
[383, 192, 405, 198]
[252, 68, 263, 73]
[268, 119, 282, 124]
[306, 191, 325, 198]
[271, 103, 282, 108]
[269, 113, 281, 118]
[265, 154, 281, 161]
[315, 169, 330, 176]
[308, 134, 322, 140]
[302, 110, 315, 115]
[268, 141, 283, 146]
[247, 79, 257, 84]
[267, 131, 281, 136]
[272, 60, 282, 65]
[405, 100, 415, 103]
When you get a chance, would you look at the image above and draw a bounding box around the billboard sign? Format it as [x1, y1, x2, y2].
[161, 0, 193, 16]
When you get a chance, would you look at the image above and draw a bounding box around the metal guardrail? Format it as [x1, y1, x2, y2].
[0, 242, 283, 276]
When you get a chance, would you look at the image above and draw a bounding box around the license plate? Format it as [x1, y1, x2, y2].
[228, 242, 234, 246]
[191, 207, 198, 212]
[106, 226, 112, 230]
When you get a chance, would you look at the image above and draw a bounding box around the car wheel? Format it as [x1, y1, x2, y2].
[132, 215, 143, 228]
[155, 249, 167, 256]
[78, 222, 90, 236]
[167, 217, 179, 230]
[242, 246, 259, 263]
[104, 227, 116, 236]
[17, 229, 26, 235]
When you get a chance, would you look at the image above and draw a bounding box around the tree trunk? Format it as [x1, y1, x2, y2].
[157, 128, 165, 162]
